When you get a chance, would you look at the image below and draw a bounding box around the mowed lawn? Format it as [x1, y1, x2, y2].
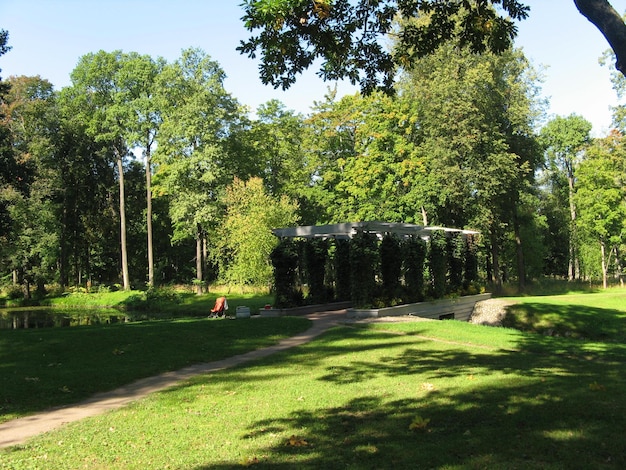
[1, 289, 626, 469]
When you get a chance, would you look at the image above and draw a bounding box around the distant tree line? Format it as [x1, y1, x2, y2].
[1, 26, 625, 299]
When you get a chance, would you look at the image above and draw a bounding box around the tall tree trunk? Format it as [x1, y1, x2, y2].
[490, 228, 502, 291]
[567, 173, 579, 281]
[59, 207, 69, 289]
[145, 144, 154, 288]
[116, 149, 130, 291]
[513, 206, 525, 293]
[600, 240, 608, 289]
[196, 224, 204, 295]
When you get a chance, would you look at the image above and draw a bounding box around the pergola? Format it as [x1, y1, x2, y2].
[272, 221, 479, 240]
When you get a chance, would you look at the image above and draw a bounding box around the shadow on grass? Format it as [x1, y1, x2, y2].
[0, 317, 311, 421]
[503, 302, 626, 342]
[189, 323, 626, 469]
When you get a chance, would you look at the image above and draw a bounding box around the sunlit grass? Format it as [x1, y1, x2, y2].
[1, 289, 625, 468]
[0, 317, 310, 422]
[3, 301, 626, 468]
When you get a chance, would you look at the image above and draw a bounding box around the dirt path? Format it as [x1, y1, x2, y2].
[0, 310, 345, 449]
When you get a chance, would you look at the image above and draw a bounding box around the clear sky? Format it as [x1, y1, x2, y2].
[1, 0, 625, 136]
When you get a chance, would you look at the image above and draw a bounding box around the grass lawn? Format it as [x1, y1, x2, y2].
[1, 289, 625, 469]
[0, 317, 311, 422]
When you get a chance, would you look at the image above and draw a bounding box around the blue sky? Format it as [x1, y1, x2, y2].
[1, 0, 624, 135]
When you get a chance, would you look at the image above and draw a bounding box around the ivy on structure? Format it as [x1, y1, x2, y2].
[380, 233, 402, 302]
[333, 238, 351, 302]
[448, 233, 465, 294]
[464, 235, 479, 290]
[402, 236, 427, 302]
[429, 230, 448, 299]
[270, 238, 301, 308]
[303, 238, 328, 304]
[349, 230, 378, 308]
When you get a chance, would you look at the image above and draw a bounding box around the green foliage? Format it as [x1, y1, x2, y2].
[379, 234, 402, 300]
[303, 238, 328, 304]
[429, 230, 448, 299]
[270, 238, 301, 308]
[402, 236, 426, 302]
[332, 238, 351, 301]
[448, 233, 465, 293]
[349, 230, 378, 307]
[574, 133, 626, 285]
[214, 177, 299, 288]
[238, 0, 528, 94]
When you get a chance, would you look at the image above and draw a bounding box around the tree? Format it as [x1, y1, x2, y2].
[153, 48, 242, 294]
[0, 75, 60, 296]
[248, 100, 306, 198]
[67, 51, 140, 290]
[540, 114, 593, 280]
[575, 0, 626, 76]
[213, 177, 298, 288]
[0, 29, 14, 248]
[120, 54, 165, 288]
[397, 44, 543, 290]
[239, 1, 626, 94]
[574, 131, 626, 287]
[239, 0, 529, 93]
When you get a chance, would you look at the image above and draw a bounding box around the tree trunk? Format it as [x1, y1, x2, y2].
[116, 150, 130, 291]
[600, 240, 608, 289]
[513, 207, 525, 293]
[196, 224, 204, 295]
[567, 172, 579, 281]
[574, 0, 626, 77]
[145, 144, 154, 288]
[490, 229, 502, 291]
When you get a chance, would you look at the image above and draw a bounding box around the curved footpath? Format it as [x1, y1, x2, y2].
[0, 310, 346, 449]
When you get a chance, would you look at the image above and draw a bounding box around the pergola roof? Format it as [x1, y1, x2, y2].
[272, 221, 479, 240]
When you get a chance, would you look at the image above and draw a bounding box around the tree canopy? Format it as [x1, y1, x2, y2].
[239, 0, 626, 94]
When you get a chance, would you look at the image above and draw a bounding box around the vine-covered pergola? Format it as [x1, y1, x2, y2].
[270, 222, 481, 309]
[272, 221, 479, 240]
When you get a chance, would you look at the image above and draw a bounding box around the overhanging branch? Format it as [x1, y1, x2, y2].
[574, 0, 626, 76]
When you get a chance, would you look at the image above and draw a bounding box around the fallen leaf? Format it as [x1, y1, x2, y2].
[286, 435, 309, 447]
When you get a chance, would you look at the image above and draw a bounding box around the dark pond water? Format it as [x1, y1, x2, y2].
[0, 307, 130, 329]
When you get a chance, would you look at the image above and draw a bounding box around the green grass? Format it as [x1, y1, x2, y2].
[0, 317, 311, 422]
[502, 288, 626, 342]
[1, 289, 626, 469]
[42, 288, 275, 317]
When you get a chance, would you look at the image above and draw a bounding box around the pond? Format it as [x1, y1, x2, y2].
[0, 307, 131, 329]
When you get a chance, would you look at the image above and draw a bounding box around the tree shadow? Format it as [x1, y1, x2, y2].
[187, 319, 626, 469]
[503, 302, 626, 342]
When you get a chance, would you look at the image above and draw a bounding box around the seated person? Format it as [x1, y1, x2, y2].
[209, 296, 228, 318]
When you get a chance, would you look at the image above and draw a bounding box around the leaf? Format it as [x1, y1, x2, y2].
[286, 435, 309, 446]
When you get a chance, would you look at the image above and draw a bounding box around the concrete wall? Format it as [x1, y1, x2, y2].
[346, 293, 492, 321]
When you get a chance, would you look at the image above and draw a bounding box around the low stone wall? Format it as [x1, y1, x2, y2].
[346, 293, 492, 321]
[259, 301, 353, 317]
